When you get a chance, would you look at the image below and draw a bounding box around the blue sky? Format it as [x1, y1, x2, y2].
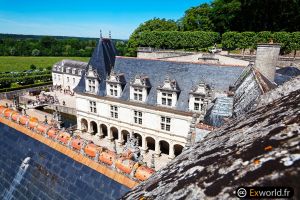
[0, 0, 209, 39]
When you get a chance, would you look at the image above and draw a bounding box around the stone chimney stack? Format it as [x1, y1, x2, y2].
[255, 44, 280, 82]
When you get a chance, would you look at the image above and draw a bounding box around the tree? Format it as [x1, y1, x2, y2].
[210, 0, 241, 33]
[9, 47, 16, 56]
[273, 32, 291, 54]
[238, 32, 256, 56]
[222, 32, 241, 54]
[30, 64, 37, 70]
[182, 3, 214, 31]
[237, 0, 300, 32]
[256, 31, 273, 43]
[290, 32, 300, 59]
[31, 49, 40, 56]
[126, 18, 178, 56]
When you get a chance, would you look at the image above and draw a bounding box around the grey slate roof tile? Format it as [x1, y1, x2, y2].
[74, 37, 245, 111]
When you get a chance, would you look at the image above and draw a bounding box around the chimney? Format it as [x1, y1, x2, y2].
[255, 44, 280, 82]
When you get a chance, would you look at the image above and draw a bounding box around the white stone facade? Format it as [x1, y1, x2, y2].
[75, 93, 192, 159]
[52, 60, 87, 91]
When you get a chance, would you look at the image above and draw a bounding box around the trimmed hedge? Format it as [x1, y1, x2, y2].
[222, 31, 300, 54]
[139, 31, 220, 50]
[0, 74, 52, 89]
[0, 82, 52, 93]
[137, 31, 300, 55]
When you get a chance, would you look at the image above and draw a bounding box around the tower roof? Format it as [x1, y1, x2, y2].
[74, 37, 117, 95]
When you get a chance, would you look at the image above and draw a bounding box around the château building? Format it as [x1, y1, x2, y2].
[72, 35, 243, 159]
[52, 60, 87, 92]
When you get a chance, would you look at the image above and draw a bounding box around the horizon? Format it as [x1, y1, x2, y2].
[0, 0, 209, 40]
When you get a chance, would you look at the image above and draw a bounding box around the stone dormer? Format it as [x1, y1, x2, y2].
[130, 75, 150, 102]
[157, 75, 180, 107]
[85, 65, 100, 94]
[106, 71, 125, 97]
[189, 81, 212, 115]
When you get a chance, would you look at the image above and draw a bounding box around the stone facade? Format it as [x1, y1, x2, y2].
[73, 37, 243, 159]
[52, 60, 87, 92]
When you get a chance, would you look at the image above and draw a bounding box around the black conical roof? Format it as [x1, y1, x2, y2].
[74, 37, 116, 95]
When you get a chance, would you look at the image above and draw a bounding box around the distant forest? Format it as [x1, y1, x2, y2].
[0, 34, 128, 57]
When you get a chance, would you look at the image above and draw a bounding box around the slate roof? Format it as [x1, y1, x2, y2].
[122, 76, 300, 200]
[204, 97, 234, 127]
[74, 37, 246, 111]
[232, 65, 277, 117]
[53, 59, 87, 70]
[113, 58, 244, 111]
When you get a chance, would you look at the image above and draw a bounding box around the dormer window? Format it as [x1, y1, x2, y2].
[88, 79, 96, 92]
[162, 92, 172, 106]
[66, 67, 71, 73]
[189, 82, 212, 113]
[106, 71, 125, 98]
[85, 65, 99, 94]
[157, 75, 180, 107]
[78, 70, 82, 75]
[109, 84, 118, 96]
[133, 88, 143, 101]
[72, 69, 76, 74]
[130, 75, 150, 102]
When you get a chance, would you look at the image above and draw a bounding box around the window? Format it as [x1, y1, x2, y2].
[78, 70, 82, 75]
[72, 69, 76, 74]
[133, 88, 143, 101]
[162, 92, 172, 106]
[194, 98, 204, 111]
[194, 103, 199, 111]
[110, 84, 118, 96]
[110, 105, 118, 118]
[54, 74, 56, 80]
[73, 78, 75, 84]
[134, 111, 142, 124]
[161, 116, 171, 131]
[88, 79, 96, 92]
[67, 77, 69, 82]
[58, 75, 61, 81]
[89, 101, 96, 113]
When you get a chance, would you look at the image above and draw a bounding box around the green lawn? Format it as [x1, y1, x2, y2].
[0, 56, 90, 72]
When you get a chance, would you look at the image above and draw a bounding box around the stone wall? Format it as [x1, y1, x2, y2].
[0, 123, 129, 200]
[0, 85, 52, 100]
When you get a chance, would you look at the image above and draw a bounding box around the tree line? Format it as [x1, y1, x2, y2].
[0, 35, 128, 57]
[180, 0, 300, 33]
[126, 0, 300, 56]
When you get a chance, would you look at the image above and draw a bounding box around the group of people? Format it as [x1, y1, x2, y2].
[34, 92, 58, 105]
[53, 85, 75, 96]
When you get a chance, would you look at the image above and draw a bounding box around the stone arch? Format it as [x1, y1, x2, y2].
[174, 144, 184, 157]
[80, 118, 88, 132]
[146, 136, 155, 151]
[133, 133, 142, 147]
[159, 140, 170, 155]
[90, 121, 98, 135]
[100, 124, 108, 137]
[121, 130, 130, 144]
[111, 127, 119, 140]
